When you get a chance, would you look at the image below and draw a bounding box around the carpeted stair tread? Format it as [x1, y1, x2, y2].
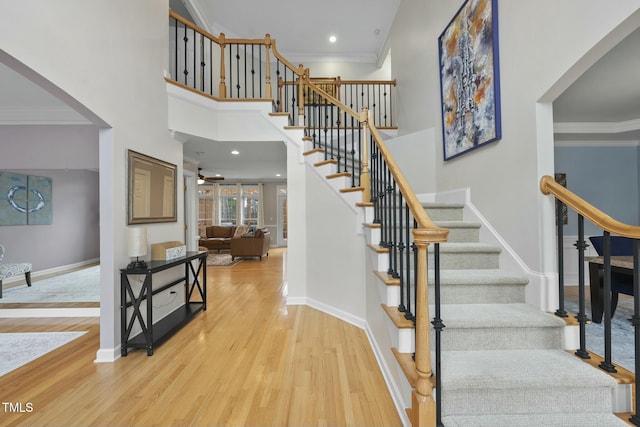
[440, 349, 619, 416]
[441, 412, 629, 426]
[438, 303, 565, 329]
[442, 349, 617, 390]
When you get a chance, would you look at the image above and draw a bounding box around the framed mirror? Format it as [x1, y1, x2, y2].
[127, 150, 177, 224]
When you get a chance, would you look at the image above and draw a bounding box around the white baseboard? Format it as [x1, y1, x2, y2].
[364, 323, 412, 427]
[1, 258, 99, 286]
[0, 307, 99, 318]
[95, 347, 121, 363]
[286, 296, 366, 329]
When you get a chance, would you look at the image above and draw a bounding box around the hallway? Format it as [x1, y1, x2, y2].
[0, 249, 401, 426]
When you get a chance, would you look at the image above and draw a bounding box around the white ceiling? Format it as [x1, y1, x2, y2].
[2, 2, 640, 179]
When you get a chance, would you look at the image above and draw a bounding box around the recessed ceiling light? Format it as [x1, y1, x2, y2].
[215, 174, 221, 177]
[329, 35, 337, 43]
[231, 150, 239, 155]
[276, 173, 281, 177]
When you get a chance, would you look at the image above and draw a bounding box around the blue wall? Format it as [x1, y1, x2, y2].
[554, 144, 640, 236]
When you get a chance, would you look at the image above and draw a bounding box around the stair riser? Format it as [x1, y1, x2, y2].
[327, 176, 351, 191]
[436, 327, 563, 351]
[429, 252, 500, 270]
[424, 207, 464, 221]
[442, 387, 614, 416]
[375, 276, 400, 307]
[442, 227, 479, 243]
[384, 316, 414, 353]
[431, 285, 525, 305]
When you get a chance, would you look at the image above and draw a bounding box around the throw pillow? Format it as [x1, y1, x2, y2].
[233, 224, 249, 238]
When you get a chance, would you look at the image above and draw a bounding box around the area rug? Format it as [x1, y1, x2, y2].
[206, 253, 243, 267]
[0, 331, 87, 377]
[1, 266, 100, 303]
[565, 297, 635, 372]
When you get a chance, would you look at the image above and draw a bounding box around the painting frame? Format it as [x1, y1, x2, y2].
[0, 171, 53, 226]
[438, 0, 501, 161]
[127, 150, 177, 225]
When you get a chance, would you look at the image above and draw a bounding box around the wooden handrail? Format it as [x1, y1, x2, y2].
[540, 175, 640, 238]
[270, 39, 305, 78]
[304, 79, 360, 120]
[170, 9, 220, 43]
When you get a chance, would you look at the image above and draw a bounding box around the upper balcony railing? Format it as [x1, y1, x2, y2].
[168, 10, 396, 129]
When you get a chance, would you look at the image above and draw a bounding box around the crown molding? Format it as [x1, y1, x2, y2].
[554, 140, 640, 148]
[554, 118, 640, 134]
[0, 107, 92, 125]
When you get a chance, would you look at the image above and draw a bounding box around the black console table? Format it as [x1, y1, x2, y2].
[120, 251, 207, 356]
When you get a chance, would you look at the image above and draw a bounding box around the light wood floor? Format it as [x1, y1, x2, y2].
[0, 248, 401, 427]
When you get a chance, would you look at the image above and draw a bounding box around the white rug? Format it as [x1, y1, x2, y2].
[1, 266, 100, 303]
[0, 331, 87, 377]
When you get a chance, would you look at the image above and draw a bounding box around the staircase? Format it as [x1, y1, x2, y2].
[298, 139, 628, 426]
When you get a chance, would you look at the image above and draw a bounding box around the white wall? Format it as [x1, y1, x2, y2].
[389, 1, 640, 300]
[0, 1, 185, 360]
[0, 169, 99, 270]
[304, 167, 367, 322]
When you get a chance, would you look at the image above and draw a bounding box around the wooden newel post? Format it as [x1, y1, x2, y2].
[219, 33, 227, 98]
[264, 34, 272, 99]
[411, 227, 447, 427]
[360, 108, 371, 203]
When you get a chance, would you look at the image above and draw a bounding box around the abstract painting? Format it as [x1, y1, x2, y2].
[0, 171, 53, 226]
[439, 0, 501, 160]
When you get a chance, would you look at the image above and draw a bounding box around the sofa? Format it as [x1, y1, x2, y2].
[231, 229, 270, 260]
[199, 225, 249, 252]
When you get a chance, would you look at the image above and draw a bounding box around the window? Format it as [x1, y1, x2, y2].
[198, 186, 214, 236]
[241, 185, 259, 226]
[219, 184, 238, 225]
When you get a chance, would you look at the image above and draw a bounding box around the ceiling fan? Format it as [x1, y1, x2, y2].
[198, 168, 224, 184]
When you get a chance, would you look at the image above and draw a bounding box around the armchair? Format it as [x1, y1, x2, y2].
[231, 229, 270, 261]
[0, 244, 32, 298]
[588, 235, 634, 323]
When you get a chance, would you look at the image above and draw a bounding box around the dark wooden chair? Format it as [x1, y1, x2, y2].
[588, 235, 634, 323]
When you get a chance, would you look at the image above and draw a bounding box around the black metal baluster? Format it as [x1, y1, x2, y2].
[407, 220, 418, 322]
[243, 44, 247, 98]
[173, 19, 178, 83]
[389, 83, 394, 127]
[398, 198, 406, 314]
[391, 181, 399, 280]
[200, 34, 205, 92]
[630, 239, 640, 426]
[235, 45, 241, 98]
[575, 215, 590, 359]
[380, 163, 388, 249]
[209, 41, 213, 96]
[555, 198, 568, 317]
[388, 178, 396, 276]
[383, 84, 389, 127]
[600, 231, 617, 372]
[371, 138, 379, 224]
[251, 45, 255, 98]
[432, 242, 444, 427]
[275, 60, 281, 112]
[182, 25, 189, 85]
[228, 43, 233, 98]
[192, 28, 196, 89]
[377, 84, 381, 126]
